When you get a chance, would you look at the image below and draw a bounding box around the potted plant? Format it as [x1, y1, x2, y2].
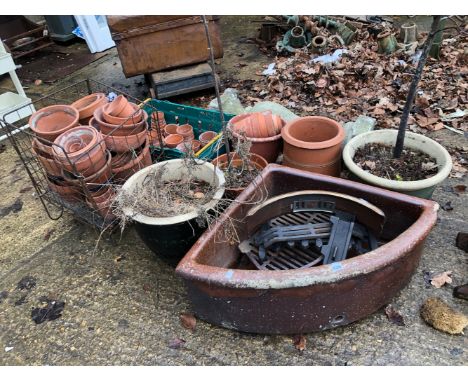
[343, 16, 453, 198]
[115, 159, 225, 266]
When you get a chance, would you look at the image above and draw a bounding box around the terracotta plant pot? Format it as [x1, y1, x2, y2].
[103, 123, 148, 153]
[151, 111, 166, 129]
[164, 134, 184, 149]
[53, 126, 107, 176]
[29, 105, 79, 142]
[71, 93, 108, 121]
[112, 138, 152, 183]
[281, 116, 345, 177]
[164, 124, 178, 136]
[199, 131, 218, 147]
[32, 140, 62, 177]
[93, 106, 148, 136]
[229, 111, 284, 138]
[211, 152, 268, 197]
[32, 137, 54, 157]
[342, 129, 453, 198]
[176, 124, 194, 142]
[63, 150, 112, 187]
[87, 185, 115, 205]
[106, 95, 133, 117]
[176, 139, 201, 154]
[47, 177, 81, 202]
[229, 112, 286, 163]
[102, 102, 143, 126]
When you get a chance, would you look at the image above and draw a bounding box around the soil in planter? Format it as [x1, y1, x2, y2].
[354, 143, 439, 181]
[116, 166, 217, 219]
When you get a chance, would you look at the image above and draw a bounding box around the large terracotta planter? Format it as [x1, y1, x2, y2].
[71, 93, 108, 121]
[229, 112, 286, 163]
[93, 106, 148, 136]
[212, 152, 268, 198]
[342, 130, 453, 199]
[282, 116, 345, 177]
[176, 164, 439, 334]
[29, 105, 79, 142]
[53, 126, 107, 176]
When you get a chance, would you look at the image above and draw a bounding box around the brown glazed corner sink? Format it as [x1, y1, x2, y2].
[175, 164, 439, 334]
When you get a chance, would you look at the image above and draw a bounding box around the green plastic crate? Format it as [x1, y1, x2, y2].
[143, 99, 234, 160]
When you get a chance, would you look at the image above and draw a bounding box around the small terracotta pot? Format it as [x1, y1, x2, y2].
[63, 150, 112, 187]
[230, 129, 283, 163]
[53, 126, 107, 176]
[199, 131, 218, 147]
[212, 152, 268, 198]
[103, 123, 148, 153]
[32, 140, 62, 177]
[112, 138, 152, 183]
[229, 112, 286, 163]
[151, 111, 166, 129]
[29, 105, 79, 142]
[71, 93, 108, 120]
[106, 95, 131, 117]
[229, 111, 284, 138]
[94, 106, 147, 136]
[176, 124, 194, 141]
[102, 102, 143, 126]
[32, 137, 54, 157]
[281, 116, 345, 177]
[88, 117, 100, 130]
[164, 134, 184, 148]
[87, 185, 115, 205]
[47, 177, 81, 202]
[176, 139, 201, 153]
[164, 124, 179, 136]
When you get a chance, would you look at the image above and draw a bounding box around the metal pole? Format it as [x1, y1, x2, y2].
[201, 15, 231, 164]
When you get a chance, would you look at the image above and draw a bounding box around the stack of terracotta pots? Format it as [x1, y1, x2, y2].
[29, 104, 81, 201]
[92, 95, 152, 183]
[228, 111, 286, 163]
[158, 122, 203, 154]
[30, 93, 155, 221]
[149, 111, 166, 145]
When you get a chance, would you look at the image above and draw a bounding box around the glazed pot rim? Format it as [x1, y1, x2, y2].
[120, 159, 225, 226]
[281, 116, 345, 149]
[175, 164, 439, 289]
[342, 129, 453, 191]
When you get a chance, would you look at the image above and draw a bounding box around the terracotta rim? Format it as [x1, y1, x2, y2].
[52, 125, 103, 160]
[230, 128, 282, 143]
[71, 93, 107, 119]
[63, 150, 112, 184]
[112, 138, 150, 174]
[93, 105, 148, 135]
[29, 105, 79, 141]
[282, 116, 345, 149]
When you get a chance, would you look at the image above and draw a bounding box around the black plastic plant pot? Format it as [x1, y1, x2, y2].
[120, 159, 225, 266]
[134, 219, 206, 266]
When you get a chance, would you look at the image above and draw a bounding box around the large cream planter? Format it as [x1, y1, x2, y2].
[343, 129, 452, 199]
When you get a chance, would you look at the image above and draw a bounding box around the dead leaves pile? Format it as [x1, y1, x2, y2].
[231, 21, 467, 177]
